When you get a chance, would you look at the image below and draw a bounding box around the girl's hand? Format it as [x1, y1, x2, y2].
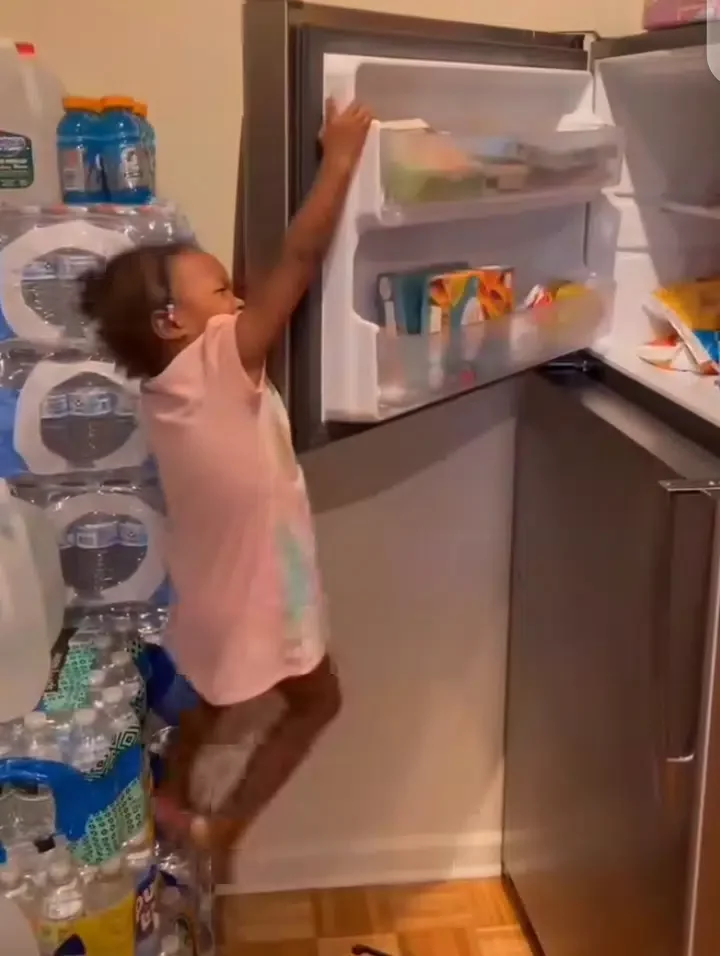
[321, 98, 373, 173]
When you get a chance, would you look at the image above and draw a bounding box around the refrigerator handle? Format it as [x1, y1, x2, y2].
[654, 480, 719, 817]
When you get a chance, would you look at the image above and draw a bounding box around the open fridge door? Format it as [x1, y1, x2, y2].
[589, 23, 720, 429]
[241, 0, 621, 449]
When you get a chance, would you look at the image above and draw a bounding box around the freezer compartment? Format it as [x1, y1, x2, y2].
[377, 124, 622, 226]
[375, 280, 612, 418]
[595, 42, 720, 208]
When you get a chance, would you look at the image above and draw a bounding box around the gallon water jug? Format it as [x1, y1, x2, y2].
[0, 40, 64, 206]
[0, 478, 65, 723]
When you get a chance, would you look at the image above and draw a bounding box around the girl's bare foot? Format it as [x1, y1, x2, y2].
[188, 814, 241, 889]
[154, 790, 195, 844]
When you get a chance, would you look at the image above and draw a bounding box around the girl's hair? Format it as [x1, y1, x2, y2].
[78, 241, 196, 379]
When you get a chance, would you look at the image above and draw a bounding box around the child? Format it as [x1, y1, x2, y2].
[79, 99, 373, 885]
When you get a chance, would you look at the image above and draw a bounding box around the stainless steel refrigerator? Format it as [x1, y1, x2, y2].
[504, 368, 720, 956]
[239, 5, 720, 952]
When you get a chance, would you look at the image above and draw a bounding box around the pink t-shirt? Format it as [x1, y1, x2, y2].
[141, 314, 326, 705]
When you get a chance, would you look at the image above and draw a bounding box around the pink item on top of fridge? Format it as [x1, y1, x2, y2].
[643, 0, 720, 29]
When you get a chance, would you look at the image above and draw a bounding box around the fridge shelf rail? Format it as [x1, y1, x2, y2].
[353, 122, 623, 230]
[324, 279, 615, 423]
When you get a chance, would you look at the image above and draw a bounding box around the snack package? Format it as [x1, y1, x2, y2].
[522, 281, 587, 311]
[642, 280, 720, 375]
[375, 263, 470, 334]
[424, 267, 514, 334]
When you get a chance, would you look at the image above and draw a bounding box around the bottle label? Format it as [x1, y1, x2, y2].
[119, 518, 148, 548]
[68, 387, 115, 417]
[41, 393, 70, 420]
[135, 866, 159, 945]
[0, 130, 34, 190]
[38, 890, 135, 956]
[109, 144, 151, 192]
[59, 145, 88, 194]
[75, 520, 119, 550]
[57, 252, 105, 281]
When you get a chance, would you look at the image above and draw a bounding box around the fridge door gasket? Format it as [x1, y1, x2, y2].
[241, 0, 591, 451]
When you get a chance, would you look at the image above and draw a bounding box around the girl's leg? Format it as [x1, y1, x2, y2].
[198, 655, 342, 886]
[154, 697, 223, 838]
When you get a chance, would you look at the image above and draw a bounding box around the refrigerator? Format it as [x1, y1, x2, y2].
[240, 5, 720, 955]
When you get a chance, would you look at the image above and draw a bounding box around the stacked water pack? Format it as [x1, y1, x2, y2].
[0, 202, 214, 956]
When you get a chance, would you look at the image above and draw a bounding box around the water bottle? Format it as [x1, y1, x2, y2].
[47, 710, 74, 758]
[69, 708, 111, 776]
[101, 96, 152, 204]
[117, 516, 148, 583]
[87, 668, 109, 709]
[22, 713, 61, 763]
[20, 715, 62, 840]
[56, 96, 104, 204]
[158, 845, 214, 956]
[132, 101, 156, 194]
[125, 828, 160, 956]
[39, 391, 71, 462]
[90, 633, 115, 667]
[66, 380, 123, 467]
[160, 933, 193, 956]
[72, 516, 119, 598]
[0, 785, 17, 846]
[101, 686, 140, 740]
[86, 855, 132, 912]
[0, 723, 26, 839]
[57, 524, 76, 594]
[38, 859, 85, 955]
[0, 862, 37, 923]
[107, 650, 145, 715]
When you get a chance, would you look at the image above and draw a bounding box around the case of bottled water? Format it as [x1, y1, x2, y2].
[12, 477, 168, 610]
[0, 200, 214, 956]
[0, 204, 190, 346]
[0, 346, 148, 477]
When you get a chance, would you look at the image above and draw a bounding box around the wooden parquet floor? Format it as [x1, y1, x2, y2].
[220, 878, 533, 956]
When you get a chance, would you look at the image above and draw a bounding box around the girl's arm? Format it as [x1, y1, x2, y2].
[235, 99, 372, 380]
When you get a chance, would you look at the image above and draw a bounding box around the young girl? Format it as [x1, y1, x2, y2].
[79, 99, 373, 884]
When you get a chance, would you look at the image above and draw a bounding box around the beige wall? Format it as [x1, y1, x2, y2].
[3, 0, 643, 266]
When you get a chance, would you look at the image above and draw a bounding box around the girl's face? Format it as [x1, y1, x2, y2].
[166, 250, 242, 344]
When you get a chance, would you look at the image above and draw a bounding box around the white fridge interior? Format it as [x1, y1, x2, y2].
[321, 42, 720, 428]
[592, 43, 720, 426]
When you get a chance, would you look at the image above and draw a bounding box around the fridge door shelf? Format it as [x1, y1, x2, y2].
[326, 280, 614, 422]
[353, 123, 623, 230]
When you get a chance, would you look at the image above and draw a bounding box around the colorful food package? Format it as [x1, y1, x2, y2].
[641, 279, 720, 375]
[424, 267, 514, 334]
[375, 262, 470, 334]
[522, 280, 587, 311]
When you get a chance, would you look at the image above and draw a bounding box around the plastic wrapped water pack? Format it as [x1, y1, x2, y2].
[0, 204, 192, 346]
[11, 479, 167, 608]
[0, 346, 147, 476]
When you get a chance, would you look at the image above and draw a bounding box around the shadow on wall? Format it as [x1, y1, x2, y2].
[234, 382, 518, 891]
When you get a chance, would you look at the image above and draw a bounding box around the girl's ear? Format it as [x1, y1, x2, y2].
[151, 305, 184, 341]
